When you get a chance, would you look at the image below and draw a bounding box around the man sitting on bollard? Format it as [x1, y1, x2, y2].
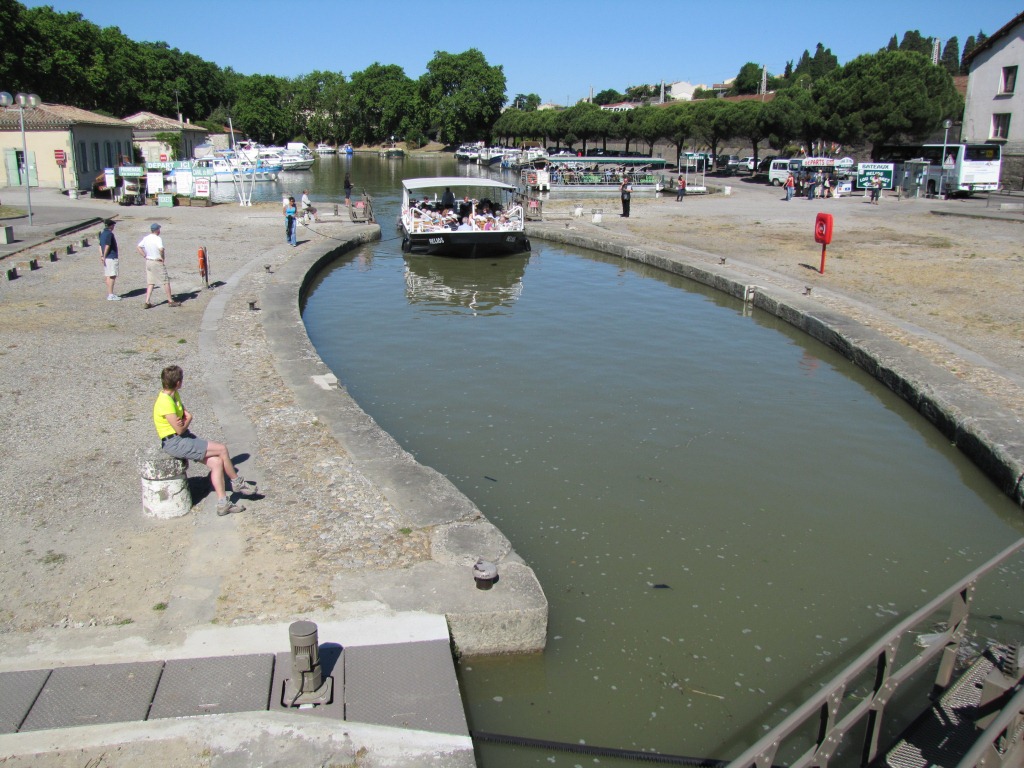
[153, 364, 258, 516]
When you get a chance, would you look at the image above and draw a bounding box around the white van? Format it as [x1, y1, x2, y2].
[768, 159, 801, 186]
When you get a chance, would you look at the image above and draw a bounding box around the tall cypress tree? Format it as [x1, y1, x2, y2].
[940, 37, 960, 75]
[961, 35, 977, 73]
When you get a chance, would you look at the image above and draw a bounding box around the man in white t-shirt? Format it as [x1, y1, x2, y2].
[136, 223, 180, 309]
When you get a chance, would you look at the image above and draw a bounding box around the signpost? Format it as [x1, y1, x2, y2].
[54, 149, 66, 189]
[856, 163, 894, 190]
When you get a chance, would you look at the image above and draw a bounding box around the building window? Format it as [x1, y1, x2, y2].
[991, 113, 1011, 140]
[78, 141, 88, 172]
[104, 141, 113, 168]
[1000, 66, 1017, 94]
[92, 143, 100, 171]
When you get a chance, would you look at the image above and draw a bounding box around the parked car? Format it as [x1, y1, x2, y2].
[756, 156, 777, 174]
[742, 156, 756, 172]
[720, 155, 741, 172]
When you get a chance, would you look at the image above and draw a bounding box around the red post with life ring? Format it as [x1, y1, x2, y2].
[814, 213, 833, 274]
[198, 246, 209, 287]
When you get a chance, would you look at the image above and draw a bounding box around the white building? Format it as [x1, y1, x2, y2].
[962, 10, 1024, 189]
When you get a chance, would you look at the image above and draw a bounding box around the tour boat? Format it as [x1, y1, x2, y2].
[315, 143, 336, 155]
[398, 177, 530, 258]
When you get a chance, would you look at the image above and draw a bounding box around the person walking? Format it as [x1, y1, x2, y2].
[136, 223, 180, 309]
[284, 196, 298, 246]
[675, 174, 686, 202]
[153, 364, 258, 516]
[620, 174, 632, 218]
[99, 219, 121, 301]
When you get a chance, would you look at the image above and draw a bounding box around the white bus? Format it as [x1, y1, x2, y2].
[875, 143, 1001, 196]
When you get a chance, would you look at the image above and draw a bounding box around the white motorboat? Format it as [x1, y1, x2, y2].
[192, 153, 281, 183]
[398, 177, 530, 258]
[315, 143, 336, 155]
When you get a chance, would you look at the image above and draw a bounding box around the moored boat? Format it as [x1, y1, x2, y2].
[379, 141, 405, 158]
[521, 156, 670, 193]
[398, 177, 530, 258]
[315, 143, 336, 155]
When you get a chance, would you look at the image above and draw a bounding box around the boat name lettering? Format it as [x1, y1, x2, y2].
[428, 237, 446, 245]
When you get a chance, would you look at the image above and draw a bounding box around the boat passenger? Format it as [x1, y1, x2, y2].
[441, 187, 456, 209]
[456, 217, 473, 232]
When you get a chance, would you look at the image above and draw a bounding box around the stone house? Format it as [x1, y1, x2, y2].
[123, 111, 208, 163]
[0, 103, 134, 191]
[962, 10, 1024, 189]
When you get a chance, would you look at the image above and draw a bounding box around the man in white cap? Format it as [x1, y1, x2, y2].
[136, 222, 181, 308]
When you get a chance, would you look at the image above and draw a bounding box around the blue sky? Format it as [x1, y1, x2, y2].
[27, 1, 1022, 105]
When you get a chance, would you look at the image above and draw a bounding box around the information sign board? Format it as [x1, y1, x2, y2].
[856, 162, 894, 189]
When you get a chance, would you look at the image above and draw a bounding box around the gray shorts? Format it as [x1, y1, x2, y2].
[161, 433, 208, 461]
[146, 258, 169, 286]
[104, 257, 119, 277]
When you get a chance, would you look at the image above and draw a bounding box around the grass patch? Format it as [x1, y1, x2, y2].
[400, 527, 413, 535]
[115, 617, 134, 626]
[39, 550, 66, 565]
[177, 338, 187, 344]
[152, 602, 168, 611]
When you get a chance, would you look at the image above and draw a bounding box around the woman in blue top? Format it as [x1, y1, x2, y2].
[284, 196, 298, 246]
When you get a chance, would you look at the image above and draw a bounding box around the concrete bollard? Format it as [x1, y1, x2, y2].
[6, 267, 17, 281]
[137, 445, 192, 518]
[17, 259, 38, 272]
[80, 237, 89, 248]
[0, 225, 14, 244]
[65, 244, 74, 255]
[48, 250, 59, 262]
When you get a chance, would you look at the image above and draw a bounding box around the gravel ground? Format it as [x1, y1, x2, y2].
[0, 178, 1021, 649]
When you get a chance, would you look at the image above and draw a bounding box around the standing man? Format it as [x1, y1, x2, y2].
[136, 222, 181, 309]
[99, 219, 121, 301]
[620, 174, 632, 218]
[344, 173, 352, 206]
[675, 174, 686, 202]
[784, 173, 795, 201]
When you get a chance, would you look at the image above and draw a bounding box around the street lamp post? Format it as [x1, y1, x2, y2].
[0, 91, 41, 225]
[939, 118, 953, 199]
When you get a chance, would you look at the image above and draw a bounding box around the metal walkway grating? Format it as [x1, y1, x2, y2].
[882, 648, 1011, 768]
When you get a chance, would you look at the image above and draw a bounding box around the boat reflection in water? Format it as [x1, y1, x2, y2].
[403, 253, 529, 316]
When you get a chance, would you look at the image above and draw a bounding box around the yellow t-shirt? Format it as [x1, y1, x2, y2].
[153, 390, 183, 439]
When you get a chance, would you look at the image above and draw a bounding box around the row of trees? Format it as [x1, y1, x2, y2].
[493, 51, 963, 166]
[0, 0, 507, 146]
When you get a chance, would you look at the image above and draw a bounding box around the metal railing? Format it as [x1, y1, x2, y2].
[725, 538, 1024, 768]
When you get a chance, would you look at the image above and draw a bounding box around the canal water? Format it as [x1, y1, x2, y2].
[299, 154, 1024, 766]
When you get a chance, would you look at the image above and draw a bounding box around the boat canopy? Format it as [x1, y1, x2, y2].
[401, 177, 518, 192]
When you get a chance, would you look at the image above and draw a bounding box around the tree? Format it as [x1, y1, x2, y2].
[624, 84, 657, 103]
[233, 74, 290, 144]
[814, 50, 963, 152]
[886, 34, 899, 52]
[511, 93, 540, 111]
[898, 30, 932, 57]
[348, 63, 416, 145]
[731, 100, 770, 171]
[960, 35, 977, 74]
[731, 62, 763, 95]
[762, 86, 823, 152]
[662, 103, 694, 164]
[633, 105, 670, 154]
[690, 99, 739, 167]
[419, 48, 506, 144]
[940, 37, 960, 76]
[593, 88, 623, 106]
